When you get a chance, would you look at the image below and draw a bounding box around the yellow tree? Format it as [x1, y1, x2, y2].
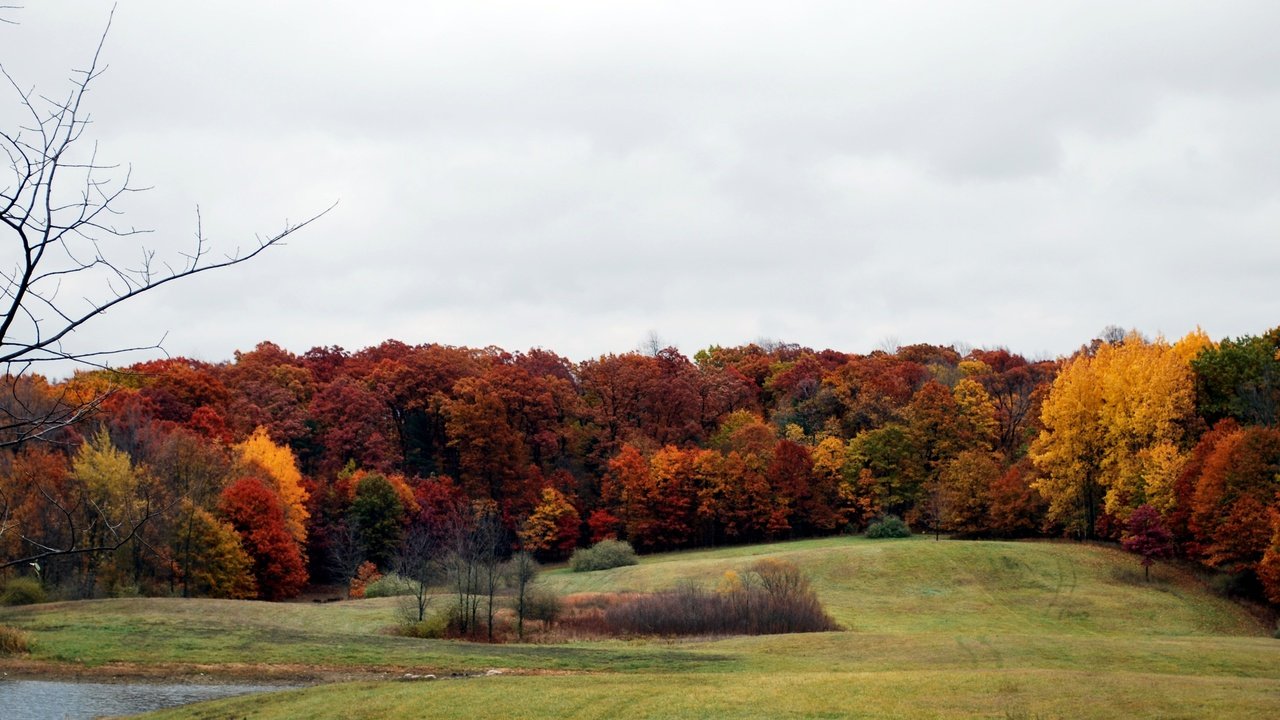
[74, 428, 141, 527]
[938, 450, 1004, 535]
[811, 436, 863, 528]
[71, 428, 146, 589]
[518, 486, 580, 559]
[1095, 333, 1199, 519]
[177, 501, 257, 599]
[952, 379, 999, 451]
[235, 427, 309, 545]
[1031, 349, 1108, 538]
[1032, 332, 1199, 538]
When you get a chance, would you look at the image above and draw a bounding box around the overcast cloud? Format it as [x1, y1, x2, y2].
[3, 1, 1277, 369]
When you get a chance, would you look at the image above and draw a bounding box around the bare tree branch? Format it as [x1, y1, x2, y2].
[0, 8, 332, 447]
[0, 495, 169, 570]
[0, 7, 330, 572]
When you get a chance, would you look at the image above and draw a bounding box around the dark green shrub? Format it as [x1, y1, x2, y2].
[0, 625, 31, 655]
[1207, 571, 1259, 599]
[865, 515, 912, 539]
[1, 577, 47, 606]
[569, 539, 638, 572]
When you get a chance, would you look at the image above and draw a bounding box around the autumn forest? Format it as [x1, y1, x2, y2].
[2, 326, 1279, 608]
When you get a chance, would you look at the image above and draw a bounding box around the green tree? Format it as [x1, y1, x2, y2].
[350, 474, 406, 569]
[1191, 329, 1280, 427]
[848, 424, 921, 518]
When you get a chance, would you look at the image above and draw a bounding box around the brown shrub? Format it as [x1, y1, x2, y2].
[0, 625, 31, 655]
[602, 562, 838, 637]
[552, 593, 641, 640]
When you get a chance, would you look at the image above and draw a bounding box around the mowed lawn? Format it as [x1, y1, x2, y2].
[3, 537, 1277, 718]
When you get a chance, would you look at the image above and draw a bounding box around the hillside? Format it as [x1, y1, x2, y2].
[3, 537, 1277, 719]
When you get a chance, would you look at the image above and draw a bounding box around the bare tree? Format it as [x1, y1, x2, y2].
[474, 508, 505, 642]
[505, 550, 539, 641]
[395, 525, 441, 624]
[327, 520, 366, 595]
[1098, 325, 1127, 346]
[639, 331, 665, 357]
[442, 508, 480, 636]
[0, 484, 14, 547]
[0, 8, 330, 443]
[0, 10, 330, 568]
[441, 504, 507, 640]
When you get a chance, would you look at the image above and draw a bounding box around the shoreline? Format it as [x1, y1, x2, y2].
[0, 659, 572, 685]
[1, 659, 427, 685]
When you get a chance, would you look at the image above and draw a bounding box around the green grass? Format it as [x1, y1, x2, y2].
[142, 671, 1280, 720]
[543, 537, 1258, 637]
[4, 537, 1277, 718]
[0, 596, 723, 673]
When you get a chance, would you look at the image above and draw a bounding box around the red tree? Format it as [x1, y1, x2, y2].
[1191, 425, 1280, 573]
[1121, 504, 1174, 581]
[219, 476, 308, 600]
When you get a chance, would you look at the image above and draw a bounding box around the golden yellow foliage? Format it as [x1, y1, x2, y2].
[1031, 335, 1197, 534]
[811, 436, 848, 484]
[952, 379, 999, 450]
[1171, 327, 1214, 365]
[783, 423, 808, 444]
[62, 370, 121, 409]
[235, 427, 309, 545]
[715, 569, 744, 595]
[957, 359, 991, 377]
[1137, 442, 1190, 515]
[518, 486, 580, 555]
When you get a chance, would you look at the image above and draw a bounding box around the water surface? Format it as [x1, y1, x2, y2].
[0, 678, 287, 719]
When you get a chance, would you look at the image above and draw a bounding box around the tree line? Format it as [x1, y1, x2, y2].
[0, 327, 1277, 604]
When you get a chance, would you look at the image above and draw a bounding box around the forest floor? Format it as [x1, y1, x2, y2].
[2, 537, 1278, 719]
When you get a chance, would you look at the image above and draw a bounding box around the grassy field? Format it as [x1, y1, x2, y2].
[3, 537, 1277, 718]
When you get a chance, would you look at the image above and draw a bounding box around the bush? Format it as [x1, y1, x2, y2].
[570, 539, 639, 572]
[1, 577, 47, 606]
[749, 558, 808, 599]
[604, 561, 838, 637]
[0, 625, 31, 655]
[523, 586, 563, 626]
[865, 515, 912, 539]
[1207, 570, 1262, 600]
[604, 581, 838, 637]
[364, 573, 418, 598]
[397, 610, 450, 639]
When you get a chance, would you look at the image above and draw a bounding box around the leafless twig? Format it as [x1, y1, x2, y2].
[0, 7, 332, 445]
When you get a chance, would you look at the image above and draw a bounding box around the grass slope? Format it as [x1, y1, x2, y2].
[3, 537, 1276, 719]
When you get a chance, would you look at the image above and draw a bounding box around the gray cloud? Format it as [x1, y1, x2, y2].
[2, 1, 1277, 372]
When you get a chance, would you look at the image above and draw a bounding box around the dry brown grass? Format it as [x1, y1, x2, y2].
[0, 623, 32, 655]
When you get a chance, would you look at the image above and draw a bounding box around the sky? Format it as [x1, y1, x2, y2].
[2, 1, 1278, 371]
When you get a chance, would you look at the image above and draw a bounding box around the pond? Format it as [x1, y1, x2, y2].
[0, 678, 290, 719]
